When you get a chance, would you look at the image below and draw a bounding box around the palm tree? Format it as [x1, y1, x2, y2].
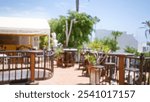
[142, 21, 150, 38]
[76, 0, 79, 12]
[142, 21, 150, 57]
[111, 31, 122, 41]
[75, 0, 90, 12]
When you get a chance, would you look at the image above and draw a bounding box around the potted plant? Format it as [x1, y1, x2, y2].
[55, 47, 63, 67]
[84, 39, 110, 75]
[84, 53, 96, 75]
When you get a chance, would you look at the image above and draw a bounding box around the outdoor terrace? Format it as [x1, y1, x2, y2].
[0, 50, 150, 85]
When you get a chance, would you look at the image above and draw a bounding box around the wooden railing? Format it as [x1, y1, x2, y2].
[0, 50, 54, 84]
[81, 51, 150, 85]
[125, 55, 150, 85]
[105, 53, 150, 85]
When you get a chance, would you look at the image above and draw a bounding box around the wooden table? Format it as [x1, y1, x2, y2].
[63, 48, 77, 67]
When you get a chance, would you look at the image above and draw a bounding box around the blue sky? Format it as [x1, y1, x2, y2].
[0, 0, 149, 43]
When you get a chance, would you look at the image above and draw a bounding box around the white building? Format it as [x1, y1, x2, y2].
[138, 42, 150, 53]
[94, 29, 138, 52]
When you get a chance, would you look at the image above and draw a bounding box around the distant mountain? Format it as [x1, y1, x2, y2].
[95, 29, 113, 39]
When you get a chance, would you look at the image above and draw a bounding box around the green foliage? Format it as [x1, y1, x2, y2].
[55, 47, 63, 59]
[124, 46, 136, 53]
[84, 39, 111, 65]
[124, 46, 140, 56]
[101, 44, 110, 54]
[49, 11, 99, 48]
[124, 46, 150, 57]
[144, 52, 150, 57]
[87, 38, 110, 53]
[100, 37, 119, 52]
[111, 31, 122, 41]
[147, 42, 150, 46]
[39, 36, 48, 49]
[96, 31, 122, 52]
[39, 35, 54, 50]
[88, 39, 103, 51]
[85, 53, 96, 65]
[77, 45, 83, 53]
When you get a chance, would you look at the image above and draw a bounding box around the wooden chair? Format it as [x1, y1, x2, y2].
[63, 51, 74, 67]
[141, 57, 150, 85]
[124, 56, 140, 84]
[78, 52, 86, 69]
[103, 55, 118, 85]
[125, 54, 150, 85]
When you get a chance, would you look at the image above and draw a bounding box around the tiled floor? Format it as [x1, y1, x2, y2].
[38, 64, 90, 85]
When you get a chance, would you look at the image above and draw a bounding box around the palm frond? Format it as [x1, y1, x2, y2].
[147, 21, 150, 27]
[145, 29, 149, 38]
[139, 26, 145, 29]
[142, 21, 150, 38]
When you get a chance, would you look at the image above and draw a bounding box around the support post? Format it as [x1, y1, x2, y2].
[30, 52, 35, 82]
[139, 53, 144, 84]
[26, 51, 39, 85]
[118, 55, 125, 85]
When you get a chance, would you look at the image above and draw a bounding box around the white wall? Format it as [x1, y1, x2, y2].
[95, 29, 138, 52]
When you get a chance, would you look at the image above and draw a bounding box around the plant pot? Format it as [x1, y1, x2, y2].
[56, 58, 63, 67]
[87, 64, 101, 85]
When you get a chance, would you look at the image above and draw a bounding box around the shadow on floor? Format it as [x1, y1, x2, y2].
[76, 83, 90, 85]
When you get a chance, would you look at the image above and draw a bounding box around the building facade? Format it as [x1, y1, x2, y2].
[94, 29, 138, 52]
[138, 42, 150, 53]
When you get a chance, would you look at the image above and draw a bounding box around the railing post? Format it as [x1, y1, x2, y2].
[30, 52, 35, 82]
[43, 49, 46, 79]
[51, 52, 54, 73]
[26, 51, 39, 85]
[118, 55, 125, 85]
[139, 53, 144, 84]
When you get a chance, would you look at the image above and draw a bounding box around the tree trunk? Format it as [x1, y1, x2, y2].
[76, 0, 79, 12]
[65, 20, 74, 47]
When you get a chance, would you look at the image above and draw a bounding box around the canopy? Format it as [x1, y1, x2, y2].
[0, 17, 50, 36]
